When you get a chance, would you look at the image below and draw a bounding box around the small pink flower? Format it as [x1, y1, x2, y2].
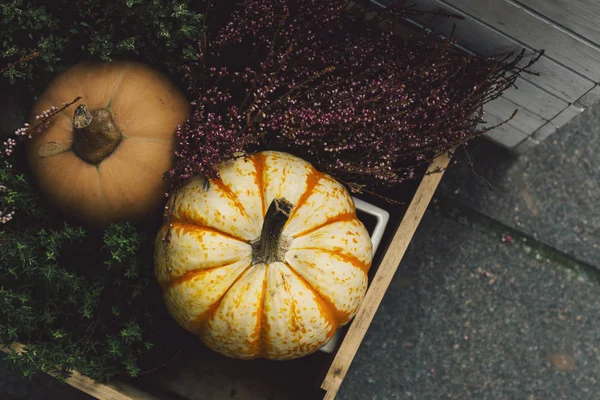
[501, 234, 514, 243]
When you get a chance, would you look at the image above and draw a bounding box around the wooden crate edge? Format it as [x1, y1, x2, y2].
[1, 343, 158, 400]
[320, 152, 452, 400]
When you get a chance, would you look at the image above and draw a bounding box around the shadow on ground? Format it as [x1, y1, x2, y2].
[438, 110, 600, 269]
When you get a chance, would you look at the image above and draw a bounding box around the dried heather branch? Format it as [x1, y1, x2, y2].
[1, 96, 81, 223]
[166, 0, 539, 191]
[2, 96, 81, 160]
[0, 52, 40, 75]
[0, 184, 15, 223]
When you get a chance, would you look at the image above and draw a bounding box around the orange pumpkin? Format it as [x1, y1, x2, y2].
[27, 61, 189, 226]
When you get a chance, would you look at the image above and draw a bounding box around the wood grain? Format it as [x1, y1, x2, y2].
[532, 104, 586, 141]
[518, 0, 600, 47]
[483, 96, 547, 134]
[501, 78, 568, 120]
[405, 0, 595, 101]
[320, 153, 451, 400]
[575, 84, 600, 108]
[483, 115, 530, 148]
[441, 0, 600, 81]
[514, 137, 540, 153]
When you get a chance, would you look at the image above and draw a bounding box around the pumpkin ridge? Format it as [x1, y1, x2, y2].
[288, 247, 370, 273]
[250, 153, 267, 217]
[283, 261, 341, 333]
[95, 168, 109, 218]
[291, 211, 357, 239]
[171, 219, 247, 244]
[160, 259, 247, 290]
[281, 267, 304, 336]
[191, 302, 221, 337]
[106, 65, 131, 109]
[105, 142, 166, 177]
[192, 264, 253, 336]
[284, 168, 324, 227]
[212, 178, 251, 221]
[254, 265, 269, 358]
[98, 161, 141, 214]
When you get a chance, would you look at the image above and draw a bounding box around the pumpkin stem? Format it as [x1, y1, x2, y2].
[72, 104, 123, 165]
[251, 198, 293, 265]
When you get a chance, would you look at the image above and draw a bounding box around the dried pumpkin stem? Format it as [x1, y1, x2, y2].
[72, 104, 123, 165]
[251, 198, 293, 265]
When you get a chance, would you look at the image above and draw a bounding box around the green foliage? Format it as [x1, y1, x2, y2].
[0, 211, 182, 381]
[0, 160, 183, 381]
[0, 167, 45, 220]
[0, 0, 205, 86]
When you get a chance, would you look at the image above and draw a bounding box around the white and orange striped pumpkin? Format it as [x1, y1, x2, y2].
[154, 151, 373, 360]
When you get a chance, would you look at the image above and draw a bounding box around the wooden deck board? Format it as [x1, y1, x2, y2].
[500, 78, 568, 120]
[441, 0, 600, 81]
[405, 0, 595, 102]
[518, 0, 600, 47]
[483, 96, 547, 134]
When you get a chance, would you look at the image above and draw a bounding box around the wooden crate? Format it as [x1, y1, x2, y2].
[3, 152, 450, 400]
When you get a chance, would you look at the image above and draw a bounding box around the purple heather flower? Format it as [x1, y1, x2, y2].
[165, 0, 533, 191]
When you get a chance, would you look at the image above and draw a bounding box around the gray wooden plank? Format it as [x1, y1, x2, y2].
[484, 118, 529, 148]
[521, 57, 593, 103]
[575, 84, 600, 108]
[441, 0, 600, 81]
[404, 0, 594, 102]
[500, 78, 568, 120]
[483, 96, 547, 134]
[514, 136, 540, 153]
[517, 0, 600, 47]
[532, 104, 586, 141]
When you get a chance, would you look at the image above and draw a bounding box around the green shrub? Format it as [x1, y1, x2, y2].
[0, 173, 187, 381]
[0, 0, 204, 88]
[0, 161, 186, 381]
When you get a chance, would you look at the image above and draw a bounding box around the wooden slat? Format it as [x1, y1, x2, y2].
[501, 78, 568, 120]
[405, 0, 595, 102]
[514, 137, 540, 153]
[1, 343, 160, 400]
[483, 96, 547, 134]
[532, 104, 586, 141]
[321, 153, 451, 400]
[575, 84, 600, 108]
[537, 84, 600, 144]
[483, 115, 529, 148]
[518, 0, 600, 47]
[442, 0, 600, 81]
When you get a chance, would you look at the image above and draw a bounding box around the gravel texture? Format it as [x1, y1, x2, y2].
[437, 108, 600, 269]
[339, 209, 600, 400]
